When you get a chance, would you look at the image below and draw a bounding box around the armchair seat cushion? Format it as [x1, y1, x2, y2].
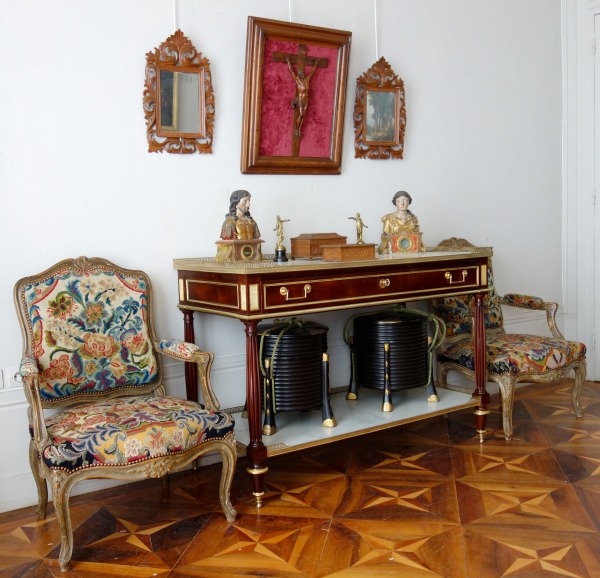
[438, 334, 586, 376]
[35, 395, 234, 472]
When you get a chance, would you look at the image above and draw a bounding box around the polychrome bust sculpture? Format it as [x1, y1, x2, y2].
[378, 191, 424, 254]
[216, 190, 263, 262]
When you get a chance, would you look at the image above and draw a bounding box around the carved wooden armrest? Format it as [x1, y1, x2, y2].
[500, 294, 565, 340]
[154, 339, 221, 411]
[500, 293, 545, 310]
[18, 356, 49, 448]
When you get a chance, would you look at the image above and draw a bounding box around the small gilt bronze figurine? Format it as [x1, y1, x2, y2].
[348, 213, 368, 244]
[215, 190, 264, 262]
[378, 191, 424, 254]
[273, 215, 290, 262]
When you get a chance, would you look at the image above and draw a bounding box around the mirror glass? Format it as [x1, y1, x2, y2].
[365, 90, 396, 142]
[159, 70, 201, 134]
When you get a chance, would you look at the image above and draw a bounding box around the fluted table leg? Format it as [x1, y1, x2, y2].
[473, 293, 490, 442]
[242, 319, 268, 507]
[183, 310, 198, 402]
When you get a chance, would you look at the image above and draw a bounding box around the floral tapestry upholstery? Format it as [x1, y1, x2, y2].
[438, 334, 586, 375]
[22, 268, 158, 401]
[35, 395, 234, 471]
[19, 356, 39, 377]
[502, 293, 544, 310]
[159, 339, 200, 361]
[432, 263, 503, 338]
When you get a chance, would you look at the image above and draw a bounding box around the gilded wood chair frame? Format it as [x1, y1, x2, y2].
[14, 257, 236, 572]
[431, 239, 587, 440]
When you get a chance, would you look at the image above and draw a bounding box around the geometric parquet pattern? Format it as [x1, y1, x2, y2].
[2, 379, 600, 577]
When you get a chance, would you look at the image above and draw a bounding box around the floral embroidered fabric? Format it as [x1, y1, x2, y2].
[502, 293, 544, 309]
[432, 264, 503, 338]
[22, 268, 158, 401]
[438, 334, 586, 375]
[37, 395, 234, 471]
[19, 356, 38, 377]
[159, 339, 200, 360]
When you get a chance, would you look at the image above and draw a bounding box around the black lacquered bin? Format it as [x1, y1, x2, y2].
[345, 306, 445, 412]
[257, 319, 336, 435]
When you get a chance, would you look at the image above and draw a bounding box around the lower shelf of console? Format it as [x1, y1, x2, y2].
[232, 386, 479, 457]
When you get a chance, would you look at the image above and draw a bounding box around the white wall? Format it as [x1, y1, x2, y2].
[0, 0, 564, 512]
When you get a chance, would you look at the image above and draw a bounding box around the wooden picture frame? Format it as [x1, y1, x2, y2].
[241, 17, 352, 175]
[144, 30, 214, 154]
[354, 57, 406, 160]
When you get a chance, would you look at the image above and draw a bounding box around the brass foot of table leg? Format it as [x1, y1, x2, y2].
[253, 491, 264, 508]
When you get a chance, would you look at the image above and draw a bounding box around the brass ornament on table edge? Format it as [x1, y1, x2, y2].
[215, 190, 264, 262]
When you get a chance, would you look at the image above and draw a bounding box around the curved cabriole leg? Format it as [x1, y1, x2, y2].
[436, 363, 450, 389]
[382, 343, 393, 412]
[346, 348, 358, 400]
[572, 361, 587, 417]
[52, 470, 75, 573]
[427, 381, 439, 403]
[29, 441, 47, 520]
[321, 353, 337, 427]
[218, 436, 238, 522]
[497, 374, 515, 441]
[263, 360, 277, 436]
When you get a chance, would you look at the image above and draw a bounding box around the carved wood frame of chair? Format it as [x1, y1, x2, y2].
[14, 257, 237, 572]
[431, 238, 587, 440]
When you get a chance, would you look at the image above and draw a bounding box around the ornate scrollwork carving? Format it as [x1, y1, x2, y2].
[143, 30, 214, 154]
[353, 57, 406, 160]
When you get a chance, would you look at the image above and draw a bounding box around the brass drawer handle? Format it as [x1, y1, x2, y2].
[280, 284, 311, 300]
[379, 278, 391, 288]
[445, 270, 468, 284]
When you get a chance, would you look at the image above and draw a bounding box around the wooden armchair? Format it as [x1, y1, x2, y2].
[14, 257, 237, 572]
[431, 239, 587, 440]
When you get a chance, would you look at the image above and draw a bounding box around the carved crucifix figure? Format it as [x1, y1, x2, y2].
[272, 44, 328, 156]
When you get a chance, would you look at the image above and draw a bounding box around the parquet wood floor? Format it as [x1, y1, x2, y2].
[2, 379, 600, 577]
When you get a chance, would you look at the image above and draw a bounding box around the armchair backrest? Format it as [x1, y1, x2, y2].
[430, 238, 503, 339]
[14, 257, 162, 407]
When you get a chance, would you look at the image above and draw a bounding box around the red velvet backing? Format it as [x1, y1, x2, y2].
[259, 40, 338, 158]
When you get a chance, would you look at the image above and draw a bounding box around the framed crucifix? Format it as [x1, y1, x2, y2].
[241, 17, 352, 175]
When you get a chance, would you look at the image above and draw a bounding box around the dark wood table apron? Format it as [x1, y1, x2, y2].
[174, 252, 491, 505]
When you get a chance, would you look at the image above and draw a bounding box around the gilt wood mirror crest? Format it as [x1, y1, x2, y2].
[144, 30, 214, 154]
[354, 57, 406, 159]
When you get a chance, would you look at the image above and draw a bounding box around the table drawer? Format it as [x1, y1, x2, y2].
[263, 264, 482, 310]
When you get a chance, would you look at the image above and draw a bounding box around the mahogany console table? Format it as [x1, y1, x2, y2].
[174, 251, 491, 506]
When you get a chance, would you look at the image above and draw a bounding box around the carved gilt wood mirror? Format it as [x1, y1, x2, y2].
[144, 30, 214, 154]
[354, 57, 406, 160]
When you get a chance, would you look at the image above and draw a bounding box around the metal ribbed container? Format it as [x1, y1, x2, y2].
[353, 311, 428, 391]
[258, 321, 328, 412]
